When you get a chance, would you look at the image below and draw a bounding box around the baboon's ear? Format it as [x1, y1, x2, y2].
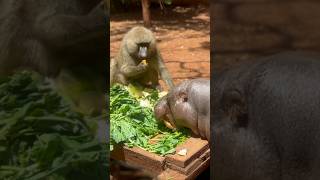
[222, 89, 248, 127]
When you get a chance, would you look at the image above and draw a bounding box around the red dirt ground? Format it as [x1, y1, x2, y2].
[110, 5, 210, 90]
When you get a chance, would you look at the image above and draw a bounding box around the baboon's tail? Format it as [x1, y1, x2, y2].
[157, 50, 175, 89]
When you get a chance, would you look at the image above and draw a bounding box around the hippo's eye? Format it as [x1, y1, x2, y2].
[178, 92, 188, 102]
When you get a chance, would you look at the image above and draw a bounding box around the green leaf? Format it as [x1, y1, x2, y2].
[110, 84, 189, 156]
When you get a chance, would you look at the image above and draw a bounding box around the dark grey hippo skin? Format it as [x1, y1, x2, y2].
[212, 52, 320, 180]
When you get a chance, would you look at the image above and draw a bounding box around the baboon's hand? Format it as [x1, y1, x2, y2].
[155, 84, 163, 91]
[120, 64, 147, 77]
[138, 63, 148, 72]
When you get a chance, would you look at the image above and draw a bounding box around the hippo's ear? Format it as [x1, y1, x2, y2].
[178, 91, 188, 102]
[222, 89, 248, 127]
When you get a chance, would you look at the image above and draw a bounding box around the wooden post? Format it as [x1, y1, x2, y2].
[141, 0, 151, 27]
[105, 0, 110, 12]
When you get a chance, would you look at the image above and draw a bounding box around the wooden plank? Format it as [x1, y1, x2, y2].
[186, 156, 210, 180]
[166, 149, 210, 175]
[111, 136, 210, 178]
[158, 152, 210, 180]
[157, 169, 188, 180]
[166, 137, 209, 168]
[111, 145, 165, 174]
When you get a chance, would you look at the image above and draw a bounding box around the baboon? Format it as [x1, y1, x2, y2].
[0, 0, 108, 115]
[0, 0, 107, 77]
[110, 26, 174, 89]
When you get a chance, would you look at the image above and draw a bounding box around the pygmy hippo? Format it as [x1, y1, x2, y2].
[154, 79, 210, 140]
[212, 52, 320, 180]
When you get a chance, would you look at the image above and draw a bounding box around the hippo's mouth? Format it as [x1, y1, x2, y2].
[162, 114, 177, 130]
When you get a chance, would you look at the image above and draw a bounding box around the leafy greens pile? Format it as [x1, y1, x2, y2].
[110, 84, 189, 156]
[0, 71, 108, 179]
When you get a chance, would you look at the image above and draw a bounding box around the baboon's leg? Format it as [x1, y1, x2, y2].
[117, 73, 129, 85]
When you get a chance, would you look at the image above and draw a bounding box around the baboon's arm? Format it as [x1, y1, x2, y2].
[110, 58, 117, 85]
[157, 51, 175, 89]
[36, 8, 105, 48]
[150, 68, 160, 88]
[120, 64, 147, 77]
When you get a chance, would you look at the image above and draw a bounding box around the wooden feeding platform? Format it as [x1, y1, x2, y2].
[111, 136, 210, 180]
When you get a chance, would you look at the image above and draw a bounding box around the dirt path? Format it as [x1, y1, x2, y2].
[213, 1, 320, 72]
[110, 5, 210, 89]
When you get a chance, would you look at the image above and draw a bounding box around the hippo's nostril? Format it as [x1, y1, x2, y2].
[154, 105, 166, 119]
[154, 108, 162, 120]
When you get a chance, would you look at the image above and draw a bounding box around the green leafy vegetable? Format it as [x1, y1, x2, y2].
[0, 71, 108, 179]
[110, 84, 189, 156]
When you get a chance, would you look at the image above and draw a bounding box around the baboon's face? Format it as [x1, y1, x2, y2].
[124, 27, 157, 61]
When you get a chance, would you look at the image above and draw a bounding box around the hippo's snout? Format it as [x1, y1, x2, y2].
[154, 99, 167, 121]
[154, 97, 176, 130]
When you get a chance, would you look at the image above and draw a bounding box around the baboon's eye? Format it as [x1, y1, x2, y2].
[138, 42, 149, 47]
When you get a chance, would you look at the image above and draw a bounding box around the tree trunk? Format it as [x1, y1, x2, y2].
[141, 0, 151, 27]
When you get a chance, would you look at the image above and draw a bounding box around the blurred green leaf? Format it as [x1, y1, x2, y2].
[0, 71, 108, 179]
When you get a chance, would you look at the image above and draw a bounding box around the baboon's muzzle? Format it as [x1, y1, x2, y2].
[138, 46, 148, 59]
